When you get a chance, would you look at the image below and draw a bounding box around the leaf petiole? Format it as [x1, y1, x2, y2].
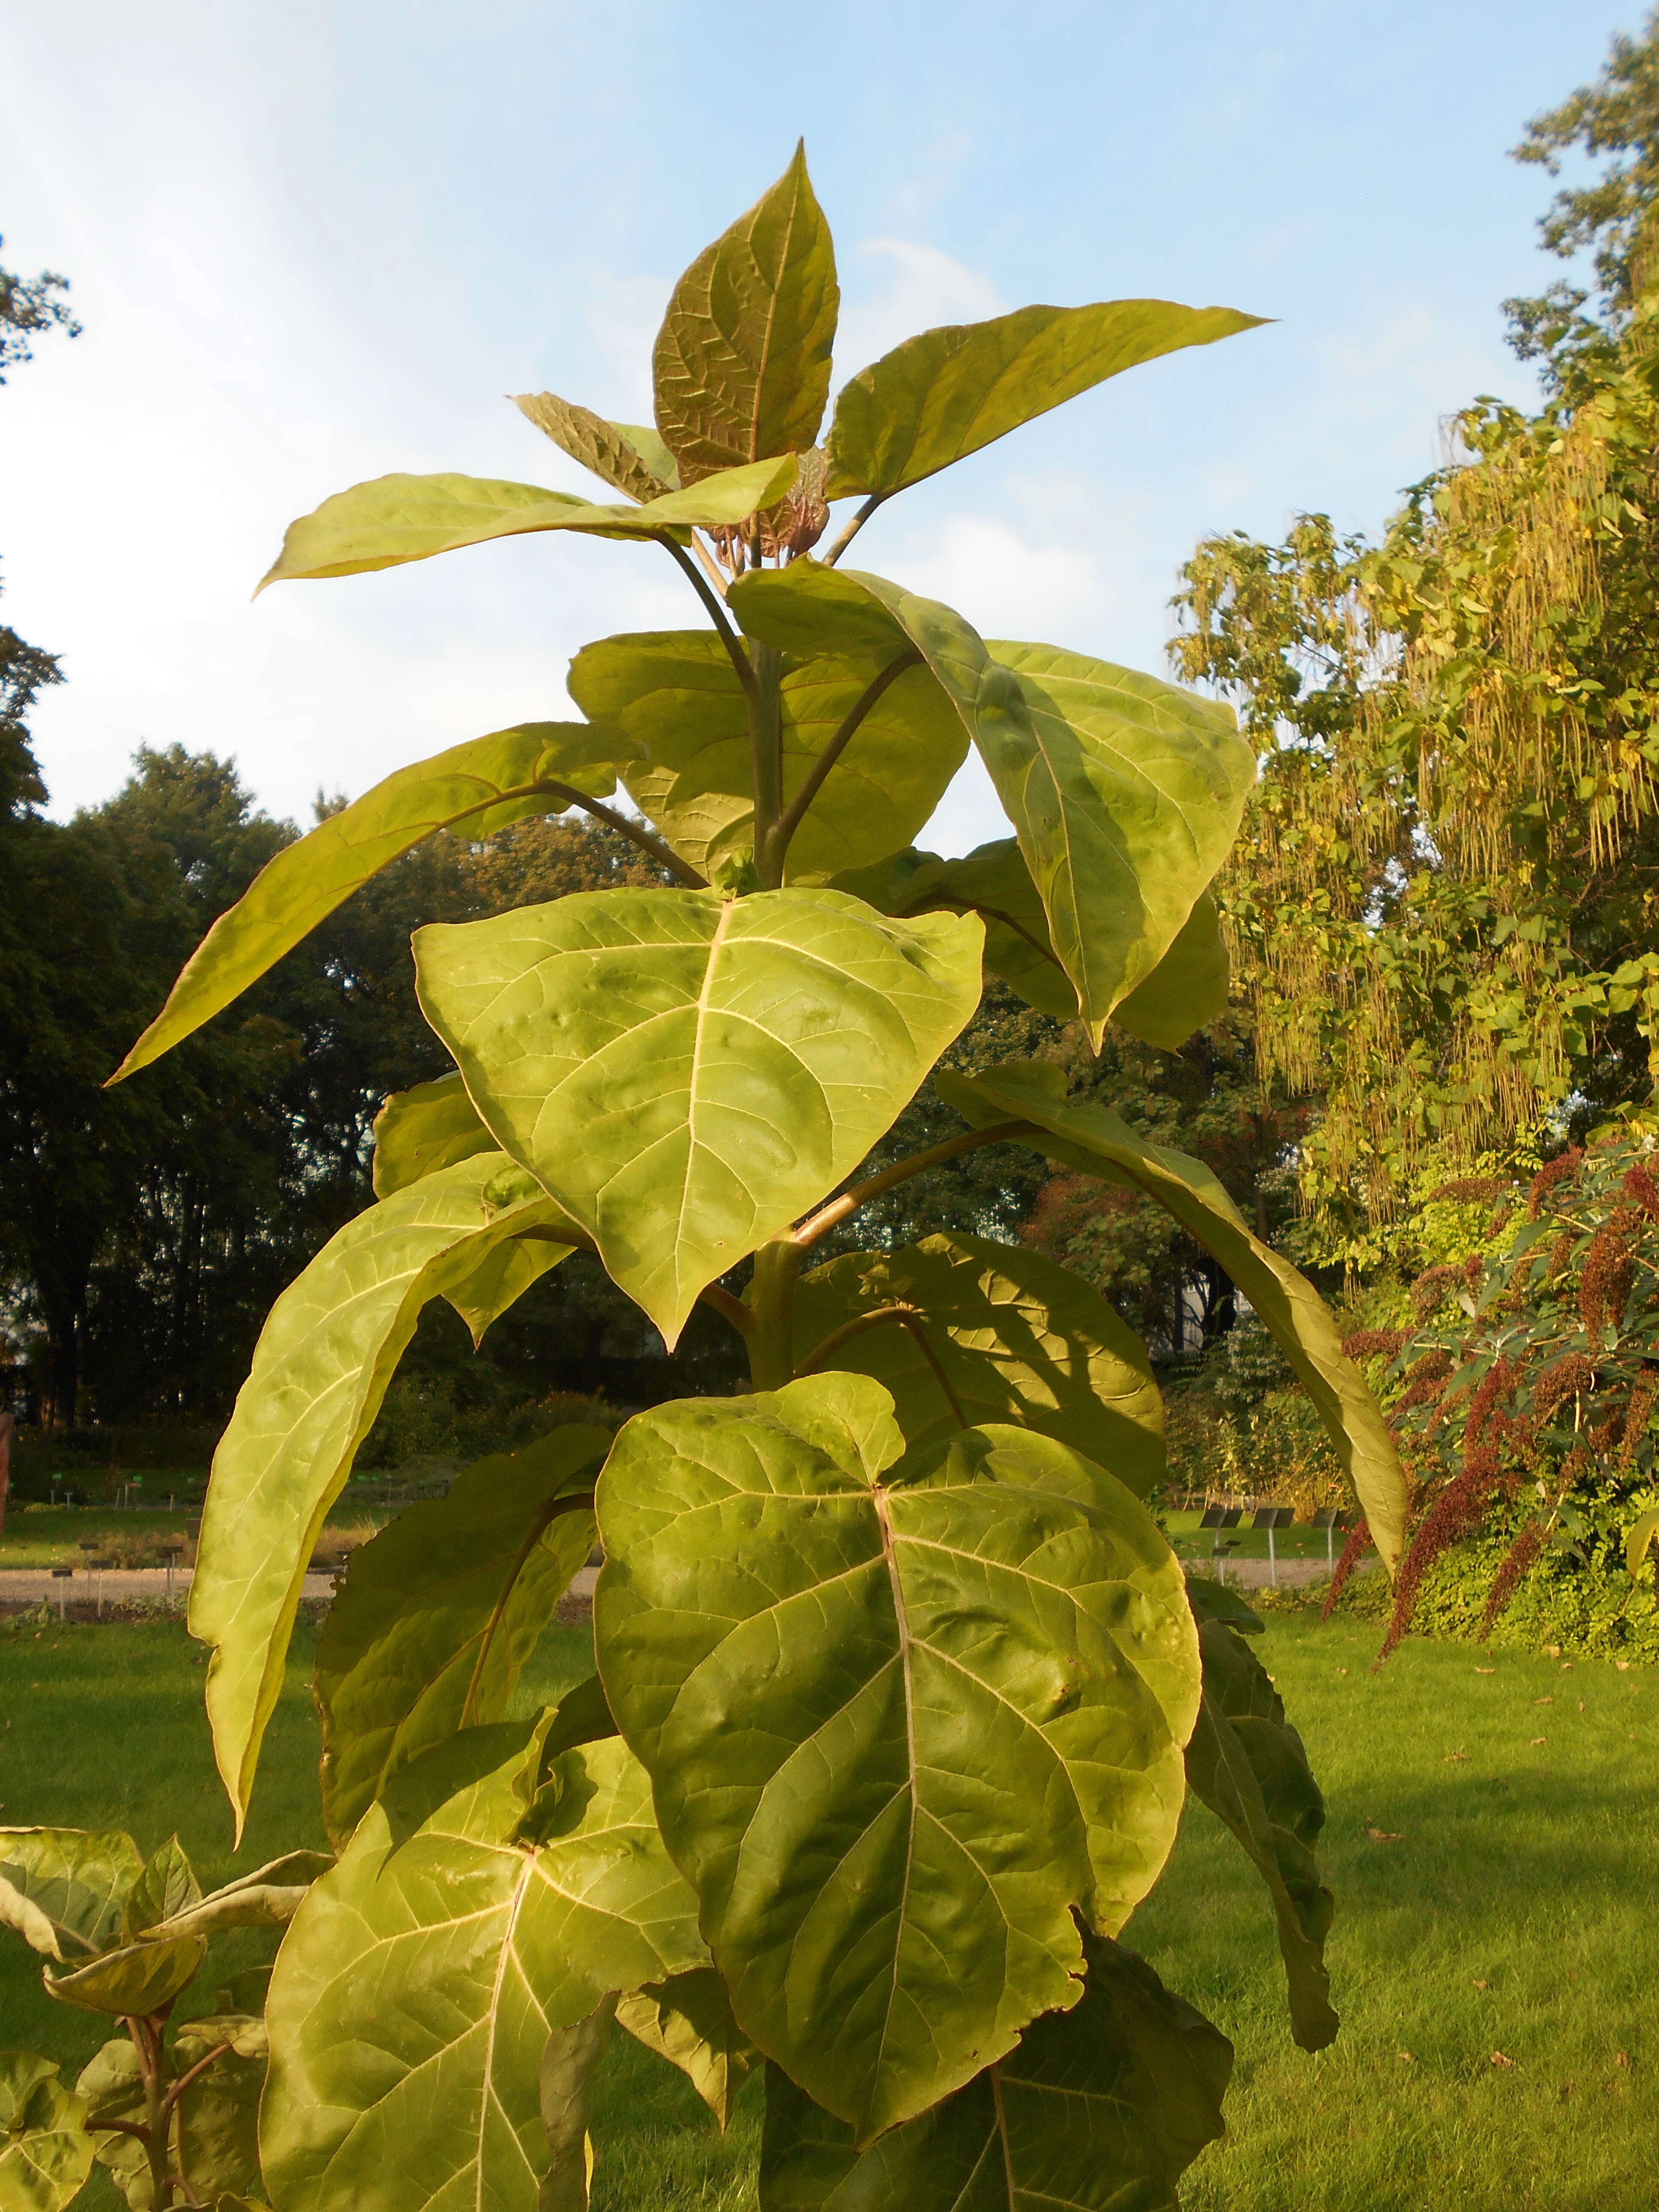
[791, 1121, 1033, 1248]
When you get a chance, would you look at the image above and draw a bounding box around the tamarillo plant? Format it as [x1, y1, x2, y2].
[109, 149, 1408, 2209]
[0, 1828, 325, 2210]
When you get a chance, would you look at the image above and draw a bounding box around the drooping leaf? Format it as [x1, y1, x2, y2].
[78, 2031, 263, 2210]
[614, 1969, 757, 2132]
[1111, 890, 1230, 1050]
[935, 1060, 1410, 1570]
[823, 296, 1264, 498]
[254, 456, 799, 591]
[653, 143, 839, 483]
[981, 642, 1252, 1044]
[45, 1932, 207, 2016]
[109, 724, 623, 1083]
[189, 1153, 580, 1838]
[757, 1932, 1232, 2212]
[512, 392, 673, 501]
[1626, 1503, 1659, 1576]
[414, 888, 983, 1347]
[371, 1072, 494, 1198]
[149, 1852, 334, 1940]
[793, 1231, 1164, 1490]
[0, 2053, 93, 2212]
[120, 1836, 200, 1941]
[1182, 1583, 1337, 2051]
[0, 1828, 143, 1960]
[595, 1374, 1200, 2141]
[444, 1228, 576, 1348]
[538, 2001, 615, 2212]
[732, 564, 1251, 1042]
[314, 1426, 609, 1849]
[569, 630, 966, 881]
[261, 1716, 706, 2212]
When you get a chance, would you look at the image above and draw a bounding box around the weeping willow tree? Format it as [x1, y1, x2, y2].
[1169, 283, 1659, 1258]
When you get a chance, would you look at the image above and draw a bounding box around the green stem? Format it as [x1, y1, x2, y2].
[791, 1121, 1036, 1249]
[745, 1239, 801, 1389]
[823, 493, 887, 567]
[128, 2015, 173, 2211]
[751, 643, 786, 888]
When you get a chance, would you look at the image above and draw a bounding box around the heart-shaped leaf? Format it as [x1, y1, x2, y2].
[45, 1932, 207, 2016]
[315, 1425, 609, 1848]
[0, 2054, 93, 2212]
[595, 1374, 1200, 2141]
[982, 642, 1251, 1045]
[732, 565, 1250, 1044]
[934, 1059, 1410, 1569]
[1112, 890, 1230, 1049]
[261, 1713, 706, 2212]
[413, 888, 983, 1346]
[371, 1072, 494, 1198]
[1183, 1582, 1337, 2050]
[758, 1933, 1232, 2212]
[189, 1152, 580, 1837]
[569, 631, 966, 880]
[0, 1828, 142, 1960]
[615, 1968, 757, 2131]
[793, 1230, 1164, 1490]
[109, 723, 624, 1082]
[513, 392, 673, 501]
[653, 143, 839, 483]
[255, 456, 799, 591]
[824, 296, 1264, 498]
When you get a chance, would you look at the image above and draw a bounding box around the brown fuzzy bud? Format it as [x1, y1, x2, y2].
[1480, 1521, 1545, 1639]
[1526, 1147, 1583, 1220]
[1342, 1328, 1407, 1360]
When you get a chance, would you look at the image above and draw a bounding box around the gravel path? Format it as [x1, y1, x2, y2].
[0, 1562, 604, 1611]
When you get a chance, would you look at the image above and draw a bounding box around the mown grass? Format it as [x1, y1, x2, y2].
[1, 1610, 1652, 2209]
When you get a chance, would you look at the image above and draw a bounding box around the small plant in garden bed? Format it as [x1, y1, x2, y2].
[0, 1827, 325, 2209]
[106, 149, 1407, 2209]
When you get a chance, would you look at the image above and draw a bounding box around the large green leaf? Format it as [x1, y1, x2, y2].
[44, 1932, 206, 2016]
[732, 563, 1250, 1042]
[823, 297, 1264, 498]
[189, 1152, 579, 1838]
[569, 630, 967, 881]
[934, 1060, 1410, 1570]
[1183, 1583, 1337, 2051]
[793, 1231, 1164, 1490]
[314, 1426, 609, 1848]
[254, 455, 798, 590]
[512, 392, 672, 501]
[371, 1072, 493, 1199]
[0, 1828, 142, 1960]
[78, 2030, 262, 2211]
[758, 1934, 1232, 2212]
[1111, 891, 1230, 1050]
[653, 143, 839, 483]
[981, 642, 1251, 1044]
[835, 846, 1228, 1046]
[261, 1711, 706, 2212]
[614, 1969, 757, 2131]
[0, 2054, 93, 2212]
[109, 724, 623, 1084]
[414, 889, 983, 1346]
[594, 1374, 1200, 2141]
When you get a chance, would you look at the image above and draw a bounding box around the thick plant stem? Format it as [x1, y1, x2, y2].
[751, 643, 785, 887]
[130, 2014, 173, 2210]
[746, 1239, 801, 1389]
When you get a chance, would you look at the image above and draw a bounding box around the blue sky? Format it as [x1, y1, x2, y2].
[0, 0, 1628, 848]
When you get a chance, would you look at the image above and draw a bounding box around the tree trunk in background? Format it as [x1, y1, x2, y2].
[0, 1410, 12, 1533]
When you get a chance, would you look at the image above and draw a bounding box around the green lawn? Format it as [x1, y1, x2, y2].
[1, 1609, 1652, 2210]
[0, 1502, 389, 1570]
